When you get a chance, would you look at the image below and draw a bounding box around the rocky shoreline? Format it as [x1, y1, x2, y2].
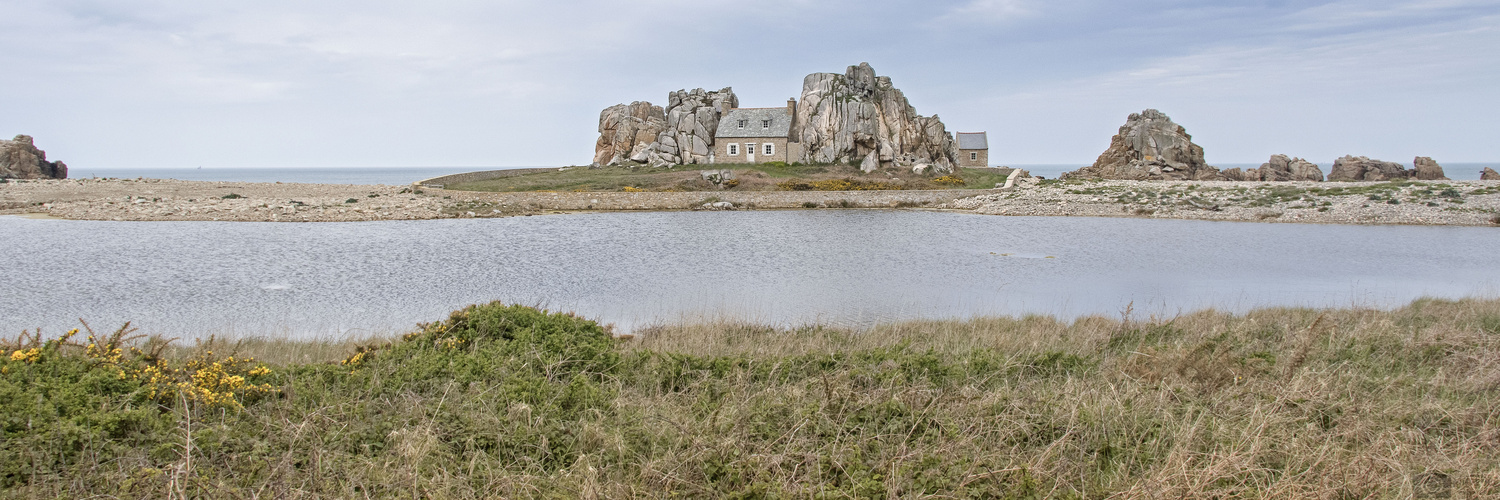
[2, 177, 1498, 226]
[953, 179, 1500, 226]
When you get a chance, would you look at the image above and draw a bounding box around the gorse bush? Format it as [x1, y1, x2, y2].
[0, 324, 275, 489]
[3, 300, 1499, 498]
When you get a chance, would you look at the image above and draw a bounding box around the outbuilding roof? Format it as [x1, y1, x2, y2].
[716, 108, 792, 139]
[957, 132, 988, 150]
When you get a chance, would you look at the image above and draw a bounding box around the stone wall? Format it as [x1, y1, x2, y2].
[958, 150, 988, 168]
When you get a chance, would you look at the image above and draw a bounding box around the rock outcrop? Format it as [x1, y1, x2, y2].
[1412, 157, 1448, 180]
[592, 89, 737, 167]
[1482, 167, 1500, 180]
[648, 88, 737, 166]
[592, 102, 666, 167]
[1236, 155, 1323, 182]
[1327, 155, 1411, 181]
[795, 63, 957, 172]
[1062, 110, 1221, 181]
[0, 135, 67, 179]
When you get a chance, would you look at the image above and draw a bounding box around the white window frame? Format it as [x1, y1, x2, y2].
[728, 143, 739, 156]
[764, 143, 775, 156]
[744, 143, 756, 156]
[762, 119, 771, 129]
[737, 120, 747, 128]
[970, 152, 978, 161]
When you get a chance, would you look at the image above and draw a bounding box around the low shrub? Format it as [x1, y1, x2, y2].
[220, 193, 243, 199]
[931, 175, 965, 186]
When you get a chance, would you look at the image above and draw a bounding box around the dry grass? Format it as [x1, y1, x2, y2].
[5, 298, 1499, 498]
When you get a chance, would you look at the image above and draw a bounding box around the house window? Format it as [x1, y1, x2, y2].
[762, 119, 770, 129]
[737, 120, 747, 128]
[764, 143, 774, 156]
[745, 143, 755, 156]
[728, 144, 739, 156]
[970, 152, 978, 161]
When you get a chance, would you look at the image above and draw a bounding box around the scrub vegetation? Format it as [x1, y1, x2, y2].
[446, 164, 1014, 193]
[4, 298, 1499, 498]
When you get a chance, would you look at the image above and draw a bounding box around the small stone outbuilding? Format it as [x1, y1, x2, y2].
[956, 132, 988, 168]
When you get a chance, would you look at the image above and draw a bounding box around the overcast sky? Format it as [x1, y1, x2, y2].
[2, 0, 1497, 168]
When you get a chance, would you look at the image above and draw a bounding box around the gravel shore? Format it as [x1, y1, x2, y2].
[949, 178, 1500, 226]
[3, 177, 1498, 226]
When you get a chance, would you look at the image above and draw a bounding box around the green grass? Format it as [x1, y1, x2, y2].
[5, 298, 1500, 498]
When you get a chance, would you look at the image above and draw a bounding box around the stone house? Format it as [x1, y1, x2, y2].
[956, 132, 988, 168]
[713, 99, 802, 164]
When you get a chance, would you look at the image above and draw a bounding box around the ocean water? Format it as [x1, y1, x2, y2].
[4, 211, 1498, 338]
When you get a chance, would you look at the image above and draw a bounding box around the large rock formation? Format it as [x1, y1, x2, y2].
[795, 63, 957, 172]
[648, 88, 737, 166]
[1482, 167, 1500, 180]
[0, 135, 67, 179]
[1412, 156, 1448, 180]
[592, 102, 666, 167]
[1062, 109, 1221, 181]
[1232, 154, 1323, 182]
[1327, 155, 1411, 181]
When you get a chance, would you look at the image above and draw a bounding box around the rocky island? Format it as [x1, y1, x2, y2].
[593, 63, 961, 173]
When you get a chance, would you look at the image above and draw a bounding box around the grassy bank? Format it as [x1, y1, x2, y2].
[4, 299, 1499, 498]
[446, 163, 1014, 193]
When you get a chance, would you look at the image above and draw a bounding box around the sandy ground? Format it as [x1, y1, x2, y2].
[3, 177, 1498, 226]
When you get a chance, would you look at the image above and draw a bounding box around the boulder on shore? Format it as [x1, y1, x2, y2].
[1412, 157, 1449, 180]
[1061, 109, 1221, 181]
[592, 102, 666, 167]
[1482, 167, 1500, 180]
[0, 135, 67, 179]
[651, 88, 738, 166]
[1327, 155, 1411, 181]
[795, 63, 958, 172]
[1253, 154, 1324, 182]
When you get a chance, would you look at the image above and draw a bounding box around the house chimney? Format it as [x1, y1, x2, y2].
[787, 98, 799, 142]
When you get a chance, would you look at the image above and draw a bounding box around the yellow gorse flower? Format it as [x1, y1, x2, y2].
[10, 348, 41, 363]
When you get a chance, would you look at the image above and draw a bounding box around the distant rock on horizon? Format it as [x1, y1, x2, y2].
[1482, 167, 1500, 180]
[1412, 157, 1448, 180]
[0, 135, 67, 179]
[1062, 109, 1222, 181]
[1327, 155, 1412, 181]
[1224, 155, 1323, 182]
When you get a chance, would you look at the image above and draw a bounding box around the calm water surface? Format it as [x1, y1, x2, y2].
[3, 211, 1498, 337]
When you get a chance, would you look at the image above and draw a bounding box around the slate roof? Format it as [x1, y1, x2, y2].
[957, 132, 988, 150]
[716, 108, 792, 138]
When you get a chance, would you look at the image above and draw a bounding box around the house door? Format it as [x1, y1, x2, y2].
[746, 143, 756, 163]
